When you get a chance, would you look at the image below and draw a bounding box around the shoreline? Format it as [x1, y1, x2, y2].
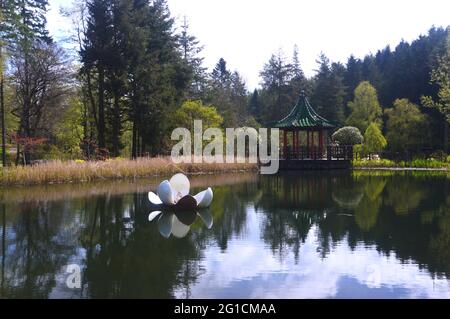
[1, 157, 449, 187]
[353, 167, 449, 171]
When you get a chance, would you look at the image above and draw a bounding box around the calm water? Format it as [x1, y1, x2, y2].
[0, 171, 449, 299]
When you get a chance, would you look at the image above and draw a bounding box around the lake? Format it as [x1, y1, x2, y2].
[0, 171, 449, 299]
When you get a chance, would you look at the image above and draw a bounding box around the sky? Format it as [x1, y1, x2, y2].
[46, 0, 449, 90]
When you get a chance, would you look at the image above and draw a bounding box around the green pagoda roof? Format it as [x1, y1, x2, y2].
[274, 91, 335, 129]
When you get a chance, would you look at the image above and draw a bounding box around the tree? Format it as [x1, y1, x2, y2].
[206, 58, 248, 127]
[385, 99, 430, 154]
[79, 0, 191, 158]
[290, 45, 308, 94]
[363, 122, 387, 155]
[173, 100, 223, 133]
[332, 126, 363, 145]
[344, 55, 362, 105]
[248, 89, 261, 122]
[421, 28, 450, 152]
[46, 95, 84, 160]
[310, 53, 346, 125]
[259, 50, 294, 123]
[211, 58, 231, 86]
[1, 0, 19, 166]
[1, 0, 50, 166]
[229, 71, 248, 125]
[81, 0, 113, 150]
[346, 81, 382, 133]
[179, 16, 206, 100]
[10, 41, 72, 163]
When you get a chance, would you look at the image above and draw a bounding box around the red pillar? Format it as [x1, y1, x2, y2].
[292, 131, 295, 158]
[306, 130, 310, 158]
[319, 130, 324, 158]
[297, 131, 301, 158]
[312, 130, 316, 159]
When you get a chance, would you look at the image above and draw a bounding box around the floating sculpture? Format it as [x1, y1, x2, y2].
[148, 173, 214, 211]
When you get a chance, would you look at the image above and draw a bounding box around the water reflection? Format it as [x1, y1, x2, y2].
[0, 172, 449, 298]
[150, 210, 213, 239]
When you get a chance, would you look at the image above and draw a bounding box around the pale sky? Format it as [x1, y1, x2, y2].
[47, 0, 449, 90]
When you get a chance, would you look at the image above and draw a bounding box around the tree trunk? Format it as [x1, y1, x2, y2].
[112, 92, 121, 157]
[132, 120, 137, 159]
[0, 62, 5, 167]
[136, 131, 141, 158]
[444, 119, 449, 154]
[97, 66, 106, 149]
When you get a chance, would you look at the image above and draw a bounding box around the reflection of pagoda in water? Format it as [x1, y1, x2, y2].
[258, 172, 351, 212]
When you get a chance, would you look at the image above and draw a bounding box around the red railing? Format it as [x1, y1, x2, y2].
[281, 145, 353, 161]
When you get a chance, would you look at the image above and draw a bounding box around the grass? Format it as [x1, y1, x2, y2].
[0, 156, 258, 186]
[353, 158, 450, 169]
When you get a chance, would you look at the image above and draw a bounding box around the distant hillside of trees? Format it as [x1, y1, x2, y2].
[0, 0, 448, 165]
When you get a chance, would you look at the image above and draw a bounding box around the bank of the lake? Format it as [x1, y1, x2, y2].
[1, 157, 450, 186]
[0, 157, 258, 186]
[353, 158, 450, 170]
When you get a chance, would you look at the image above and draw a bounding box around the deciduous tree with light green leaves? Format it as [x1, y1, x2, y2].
[363, 122, 387, 155]
[346, 81, 382, 133]
[173, 100, 223, 133]
[385, 99, 430, 154]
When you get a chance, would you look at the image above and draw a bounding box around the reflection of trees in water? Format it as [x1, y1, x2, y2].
[258, 172, 450, 277]
[429, 201, 450, 276]
[197, 182, 257, 252]
[0, 200, 80, 298]
[384, 176, 427, 215]
[354, 177, 386, 231]
[257, 173, 340, 261]
[79, 193, 201, 298]
[81, 182, 257, 298]
[0, 181, 256, 298]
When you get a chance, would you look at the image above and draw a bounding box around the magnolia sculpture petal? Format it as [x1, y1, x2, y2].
[171, 215, 191, 238]
[194, 187, 214, 208]
[148, 192, 163, 205]
[157, 180, 175, 205]
[148, 210, 163, 222]
[169, 173, 190, 200]
[197, 210, 213, 229]
[157, 212, 174, 238]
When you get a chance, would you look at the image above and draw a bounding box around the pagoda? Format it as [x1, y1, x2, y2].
[272, 91, 352, 169]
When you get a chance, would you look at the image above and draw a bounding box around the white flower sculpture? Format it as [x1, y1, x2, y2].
[148, 173, 213, 210]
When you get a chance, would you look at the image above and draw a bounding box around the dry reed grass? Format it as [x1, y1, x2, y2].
[0, 156, 258, 186]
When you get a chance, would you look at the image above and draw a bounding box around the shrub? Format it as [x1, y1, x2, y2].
[332, 126, 364, 145]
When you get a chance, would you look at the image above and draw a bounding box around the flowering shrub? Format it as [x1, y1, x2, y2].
[332, 127, 364, 145]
